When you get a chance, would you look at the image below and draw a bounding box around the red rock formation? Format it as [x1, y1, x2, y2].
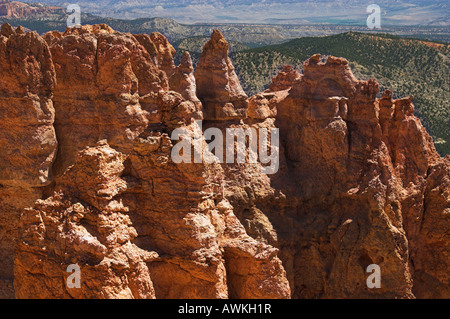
[169, 52, 200, 103]
[246, 54, 448, 298]
[268, 55, 415, 298]
[268, 65, 301, 92]
[384, 94, 447, 298]
[0, 24, 57, 298]
[0, 1, 64, 19]
[0, 25, 448, 299]
[123, 126, 289, 298]
[208, 53, 448, 299]
[134, 35, 202, 123]
[0, 25, 56, 187]
[149, 32, 176, 78]
[134, 33, 158, 66]
[195, 29, 248, 120]
[15, 142, 159, 299]
[43, 24, 167, 176]
[1, 24, 290, 299]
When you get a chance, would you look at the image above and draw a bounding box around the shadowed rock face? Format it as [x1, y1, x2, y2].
[194, 29, 248, 121]
[0, 23, 448, 299]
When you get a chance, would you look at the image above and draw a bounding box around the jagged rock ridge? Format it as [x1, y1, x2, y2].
[0, 23, 448, 299]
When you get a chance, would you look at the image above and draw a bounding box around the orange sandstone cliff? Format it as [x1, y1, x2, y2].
[0, 25, 448, 299]
[0, 0, 64, 19]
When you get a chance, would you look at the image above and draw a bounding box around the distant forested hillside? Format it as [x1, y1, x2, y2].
[231, 32, 449, 155]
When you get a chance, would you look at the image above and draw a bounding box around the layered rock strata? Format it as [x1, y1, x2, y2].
[0, 24, 289, 299]
[0, 24, 448, 299]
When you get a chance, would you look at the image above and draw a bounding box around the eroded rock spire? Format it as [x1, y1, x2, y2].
[195, 29, 248, 120]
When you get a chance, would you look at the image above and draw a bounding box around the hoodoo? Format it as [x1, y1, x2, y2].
[0, 24, 448, 299]
[195, 29, 248, 120]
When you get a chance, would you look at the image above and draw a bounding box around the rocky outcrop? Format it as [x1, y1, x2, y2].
[243, 54, 448, 298]
[169, 51, 201, 104]
[0, 25, 57, 298]
[0, 24, 448, 299]
[123, 126, 289, 298]
[43, 24, 168, 176]
[15, 142, 159, 299]
[0, 25, 56, 187]
[0, 24, 289, 299]
[268, 65, 301, 92]
[270, 55, 414, 298]
[149, 32, 176, 78]
[205, 53, 448, 299]
[195, 29, 248, 120]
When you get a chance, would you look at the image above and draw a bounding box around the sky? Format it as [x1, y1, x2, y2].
[22, 0, 449, 25]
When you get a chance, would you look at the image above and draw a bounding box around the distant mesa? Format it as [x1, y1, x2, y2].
[0, 0, 64, 19]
